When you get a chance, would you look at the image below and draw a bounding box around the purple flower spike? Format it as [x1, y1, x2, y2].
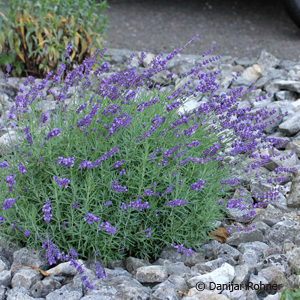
[144, 228, 151, 238]
[72, 201, 79, 209]
[190, 179, 205, 191]
[58, 156, 75, 167]
[2, 198, 15, 210]
[42, 198, 52, 223]
[0, 160, 9, 169]
[44, 128, 61, 141]
[98, 221, 116, 235]
[110, 179, 128, 193]
[171, 243, 194, 256]
[53, 176, 70, 188]
[39, 112, 49, 125]
[5, 174, 16, 189]
[18, 162, 27, 174]
[84, 212, 100, 224]
[70, 258, 85, 274]
[24, 229, 30, 237]
[165, 199, 187, 207]
[95, 261, 107, 278]
[81, 275, 94, 290]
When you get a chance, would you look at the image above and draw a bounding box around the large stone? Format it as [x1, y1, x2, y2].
[233, 264, 250, 284]
[258, 265, 286, 286]
[151, 280, 182, 300]
[0, 270, 11, 286]
[241, 64, 262, 82]
[46, 285, 82, 300]
[135, 266, 168, 283]
[265, 220, 300, 245]
[46, 260, 84, 277]
[226, 229, 265, 246]
[238, 241, 269, 265]
[12, 248, 49, 272]
[257, 50, 280, 73]
[272, 79, 300, 93]
[160, 260, 191, 276]
[11, 268, 42, 290]
[30, 277, 62, 298]
[287, 173, 300, 207]
[6, 286, 41, 300]
[278, 112, 300, 136]
[187, 263, 235, 289]
[125, 257, 151, 275]
[286, 247, 300, 272]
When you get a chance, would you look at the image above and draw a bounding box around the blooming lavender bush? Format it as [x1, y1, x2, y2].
[0, 35, 295, 290]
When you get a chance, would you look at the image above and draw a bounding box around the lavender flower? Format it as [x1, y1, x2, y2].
[110, 160, 124, 170]
[41, 237, 61, 265]
[170, 243, 194, 256]
[38, 112, 49, 125]
[44, 128, 61, 141]
[42, 199, 52, 223]
[24, 229, 30, 237]
[84, 212, 100, 224]
[144, 228, 151, 238]
[72, 201, 79, 209]
[143, 188, 152, 196]
[53, 176, 70, 188]
[190, 179, 205, 191]
[58, 156, 75, 167]
[18, 162, 27, 174]
[78, 160, 94, 170]
[104, 201, 112, 206]
[165, 199, 187, 207]
[95, 262, 107, 278]
[119, 169, 126, 175]
[69, 248, 78, 258]
[23, 126, 33, 146]
[70, 258, 85, 274]
[110, 179, 128, 193]
[120, 196, 150, 211]
[161, 184, 173, 197]
[0, 160, 9, 169]
[5, 174, 16, 185]
[2, 198, 15, 210]
[98, 221, 116, 235]
[81, 276, 94, 290]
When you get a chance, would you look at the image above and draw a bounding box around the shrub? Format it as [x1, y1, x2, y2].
[0, 36, 295, 289]
[0, 0, 107, 78]
[281, 287, 300, 300]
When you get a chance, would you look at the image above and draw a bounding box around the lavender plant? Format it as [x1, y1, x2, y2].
[0, 35, 295, 290]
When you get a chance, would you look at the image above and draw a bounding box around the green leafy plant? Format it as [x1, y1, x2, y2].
[0, 36, 293, 290]
[0, 0, 107, 78]
[280, 288, 300, 300]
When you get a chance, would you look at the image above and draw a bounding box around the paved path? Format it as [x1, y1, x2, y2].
[102, 0, 300, 61]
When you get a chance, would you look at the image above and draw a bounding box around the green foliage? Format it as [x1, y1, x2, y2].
[0, 70, 235, 264]
[280, 288, 300, 300]
[0, 0, 107, 78]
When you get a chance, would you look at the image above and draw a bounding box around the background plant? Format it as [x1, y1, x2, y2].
[0, 0, 107, 78]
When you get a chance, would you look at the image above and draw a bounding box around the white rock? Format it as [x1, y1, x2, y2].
[241, 64, 262, 82]
[135, 265, 168, 283]
[187, 263, 235, 290]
